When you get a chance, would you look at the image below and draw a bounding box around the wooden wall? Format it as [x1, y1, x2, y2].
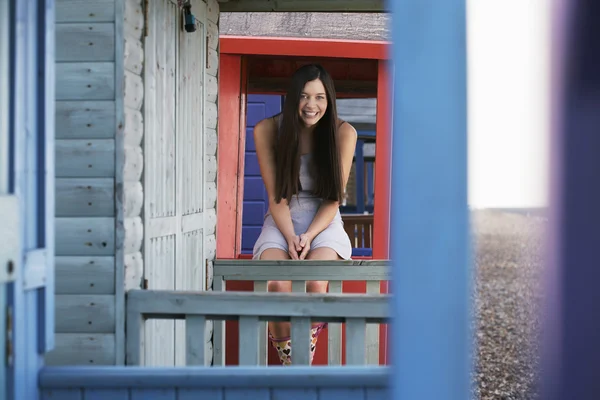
[48, 0, 119, 365]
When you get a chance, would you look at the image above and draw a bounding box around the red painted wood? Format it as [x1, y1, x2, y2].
[374, 60, 393, 365]
[217, 55, 243, 258]
[221, 36, 390, 60]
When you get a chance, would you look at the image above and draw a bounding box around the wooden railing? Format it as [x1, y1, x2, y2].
[211, 259, 390, 366]
[40, 366, 390, 399]
[341, 214, 374, 249]
[126, 289, 389, 367]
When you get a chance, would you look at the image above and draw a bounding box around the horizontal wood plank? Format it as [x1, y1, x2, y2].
[56, 63, 115, 100]
[55, 139, 115, 178]
[56, 217, 115, 256]
[55, 256, 115, 294]
[56, 0, 115, 22]
[56, 178, 114, 217]
[55, 295, 115, 333]
[45, 334, 115, 365]
[55, 101, 115, 139]
[128, 290, 389, 322]
[56, 23, 115, 62]
[212, 260, 389, 281]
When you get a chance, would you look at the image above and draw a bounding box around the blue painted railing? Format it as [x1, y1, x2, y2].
[39, 367, 389, 399]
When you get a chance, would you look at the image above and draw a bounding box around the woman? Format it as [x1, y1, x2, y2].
[252, 64, 357, 365]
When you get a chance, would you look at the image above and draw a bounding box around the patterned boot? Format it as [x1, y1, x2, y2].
[309, 323, 328, 364]
[269, 333, 292, 366]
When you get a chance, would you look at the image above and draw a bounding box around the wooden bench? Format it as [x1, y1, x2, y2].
[126, 289, 389, 367]
[210, 259, 390, 366]
[341, 213, 374, 249]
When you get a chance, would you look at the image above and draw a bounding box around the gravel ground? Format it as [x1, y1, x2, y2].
[471, 210, 547, 400]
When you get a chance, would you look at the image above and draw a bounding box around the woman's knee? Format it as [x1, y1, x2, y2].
[268, 280, 292, 293]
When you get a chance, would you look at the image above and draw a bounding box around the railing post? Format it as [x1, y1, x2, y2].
[186, 315, 207, 365]
[212, 276, 225, 365]
[238, 316, 260, 365]
[291, 317, 312, 365]
[126, 307, 144, 366]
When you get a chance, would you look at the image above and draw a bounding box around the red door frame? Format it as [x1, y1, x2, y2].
[217, 36, 392, 365]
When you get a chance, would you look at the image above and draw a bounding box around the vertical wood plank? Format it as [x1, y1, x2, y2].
[291, 317, 312, 365]
[130, 389, 176, 400]
[212, 276, 225, 365]
[238, 316, 259, 365]
[83, 389, 129, 400]
[186, 315, 206, 365]
[179, 389, 223, 400]
[272, 389, 318, 400]
[328, 280, 343, 365]
[254, 280, 269, 365]
[224, 389, 270, 400]
[318, 388, 366, 400]
[345, 318, 367, 365]
[292, 281, 306, 293]
[125, 307, 144, 365]
[41, 390, 83, 400]
[365, 281, 380, 365]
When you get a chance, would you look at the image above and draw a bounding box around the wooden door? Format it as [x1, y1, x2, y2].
[143, 0, 207, 366]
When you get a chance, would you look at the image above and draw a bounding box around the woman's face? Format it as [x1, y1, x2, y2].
[298, 78, 328, 128]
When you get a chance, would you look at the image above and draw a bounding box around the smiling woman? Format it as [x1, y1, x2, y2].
[250, 64, 357, 365]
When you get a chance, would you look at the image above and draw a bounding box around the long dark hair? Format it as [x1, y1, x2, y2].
[274, 64, 344, 204]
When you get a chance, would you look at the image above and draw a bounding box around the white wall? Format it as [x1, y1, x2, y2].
[467, 0, 550, 209]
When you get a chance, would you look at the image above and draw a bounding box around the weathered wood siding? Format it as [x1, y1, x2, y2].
[47, 0, 119, 366]
[141, 0, 218, 367]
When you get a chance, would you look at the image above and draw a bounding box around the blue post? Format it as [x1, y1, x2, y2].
[390, 1, 471, 399]
[542, 0, 600, 398]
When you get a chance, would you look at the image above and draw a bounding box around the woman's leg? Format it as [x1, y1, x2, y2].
[260, 249, 293, 365]
[305, 247, 342, 363]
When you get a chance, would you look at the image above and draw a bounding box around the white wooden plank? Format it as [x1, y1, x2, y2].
[114, 0, 127, 366]
[45, 333, 115, 365]
[55, 101, 115, 139]
[254, 281, 268, 366]
[205, 156, 216, 183]
[55, 218, 115, 256]
[123, 145, 143, 182]
[213, 263, 389, 281]
[123, 181, 143, 218]
[144, 233, 176, 366]
[207, 48, 218, 77]
[205, 128, 217, 156]
[55, 295, 115, 333]
[124, 0, 144, 40]
[55, 139, 115, 178]
[176, 229, 204, 366]
[56, 0, 115, 22]
[366, 281, 381, 365]
[124, 70, 143, 110]
[124, 37, 143, 74]
[56, 63, 115, 100]
[124, 251, 143, 291]
[185, 315, 206, 366]
[206, 75, 217, 103]
[205, 234, 216, 260]
[328, 280, 343, 365]
[123, 217, 143, 255]
[207, 0, 219, 23]
[206, 101, 217, 129]
[55, 256, 115, 295]
[123, 107, 143, 146]
[207, 20, 218, 50]
[206, 184, 216, 209]
[345, 318, 366, 365]
[204, 208, 216, 235]
[238, 316, 259, 366]
[291, 317, 312, 365]
[55, 178, 114, 217]
[56, 23, 115, 62]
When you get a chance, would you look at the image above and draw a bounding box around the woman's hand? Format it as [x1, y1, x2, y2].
[298, 232, 314, 260]
[286, 234, 302, 260]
